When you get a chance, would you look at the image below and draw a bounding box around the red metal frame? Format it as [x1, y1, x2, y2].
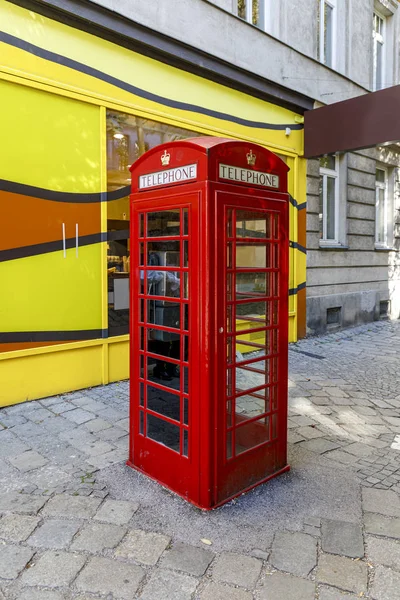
[129, 138, 290, 509]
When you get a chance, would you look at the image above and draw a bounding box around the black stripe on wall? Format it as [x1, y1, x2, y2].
[0, 31, 304, 132]
[0, 233, 108, 262]
[0, 329, 108, 343]
[289, 281, 306, 296]
[0, 179, 130, 203]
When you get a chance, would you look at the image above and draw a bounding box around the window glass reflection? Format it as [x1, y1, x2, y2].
[146, 384, 180, 422]
[235, 211, 269, 238]
[235, 417, 270, 455]
[147, 414, 180, 452]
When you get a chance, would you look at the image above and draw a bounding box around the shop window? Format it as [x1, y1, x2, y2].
[319, 155, 339, 244]
[375, 167, 388, 247]
[106, 111, 199, 337]
[317, 0, 336, 68]
[373, 11, 385, 91]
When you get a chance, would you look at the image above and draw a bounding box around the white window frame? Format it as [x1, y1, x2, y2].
[236, 1, 272, 32]
[319, 0, 337, 69]
[375, 166, 389, 248]
[372, 11, 386, 91]
[319, 155, 340, 245]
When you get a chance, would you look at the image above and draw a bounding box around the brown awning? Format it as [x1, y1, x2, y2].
[304, 85, 400, 158]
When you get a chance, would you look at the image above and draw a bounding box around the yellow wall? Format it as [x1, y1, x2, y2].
[0, 0, 306, 406]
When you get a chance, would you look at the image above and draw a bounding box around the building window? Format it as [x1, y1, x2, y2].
[237, 0, 264, 29]
[318, 0, 336, 68]
[375, 167, 388, 247]
[319, 155, 339, 243]
[373, 12, 385, 91]
[106, 111, 199, 337]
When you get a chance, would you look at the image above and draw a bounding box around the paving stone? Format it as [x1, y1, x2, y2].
[0, 492, 47, 515]
[18, 591, 65, 600]
[364, 512, 400, 539]
[323, 449, 359, 465]
[296, 426, 325, 439]
[321, 519, 364, 558]
[0, 514, 40, 542]
[160, 541, 214, 576]
[317, 553, 368, 594]
[43, 494, 102, 518]
[81, 440, 115, 457]
[318, 587, 359, 600]
[75, 556, 144, 599]
[94, 499, 139, 525]
[21, 550, 87, 587]
[300, 438, 340, 454]
[9, 450, 48, 472]
[270, 531, 317, 577]
[366, 536, 400, 570]
[27, 519, 81, 549]
[370, 565, 400, 600]
[115, 529, 171, 565]
[199, 582, 252, 600]
[342, 442, 374, 457]
[0, 545, 34, 579]
[0, 430, 30, 457]
[63, 409, 94, 424]
[211, 552, 262, 588]
[71, 522, 126, 552]
[140, 569, 198, 600]
[362, 488, 400, 517]
[250, 548, 270, 560]
[257, 571, 315, 600]
[82, 418, 112, 433]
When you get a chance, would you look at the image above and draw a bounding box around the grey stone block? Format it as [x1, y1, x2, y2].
[0, 492, 46, 515]
[362, 488, 400, 517]
[370, 565, 400, 600]
[63, 409, 94, 424]
[0, 514, 40, 542]
[81, 440, 115, 457]
[94, 499, 139, 525]
[21, 550, 87, 587]
[366, 536, 400, 570]
[211, 552, 262, 588]
[43, 494, 102, 519]
[71, 522, 127, 552]
[317, 553, 368, 594]
[27, 519, 81, 549]
[140, 569, 198, 600]
[9, 450, 48, 472]
[83, 418, 112, 433]
[258, 571, 315, 600]
[160, 542, 214, 576]
[319, 587, 359, 600]
[364, 513, 400, 539]
[18, 591, 65, 600]
[323, 450, 359, 465]
[321, 519, 364, 558]
[270, 532, 317, 577]
[250, 548, 270, 560]
[116, 529, 171, 565]
[343, 442, 374, 457]
[0, 544, 34, 579]
[0, 430, 30, 457]
[75, 556, 144, 599]
[200, 582, 252, 600]
[300, 438, 340, 454]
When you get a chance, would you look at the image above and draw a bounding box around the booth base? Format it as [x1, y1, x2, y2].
[126, 460, 290, 510]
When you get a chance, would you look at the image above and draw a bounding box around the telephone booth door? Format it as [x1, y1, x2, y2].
[215, 192, 289, 505]
[129, 191, 201, 503]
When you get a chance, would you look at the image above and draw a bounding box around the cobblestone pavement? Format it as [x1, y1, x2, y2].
[0, 320, 400, 599]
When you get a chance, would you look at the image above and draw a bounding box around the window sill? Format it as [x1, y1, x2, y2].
[319, 241, 348, 250]
[374, 245, 395, 252]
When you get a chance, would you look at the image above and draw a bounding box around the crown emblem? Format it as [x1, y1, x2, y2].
[161, 150, 170, 166]
[246, 149, 256, 166]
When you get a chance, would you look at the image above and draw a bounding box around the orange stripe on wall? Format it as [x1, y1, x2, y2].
[0, 341, 76, 353]
[0, 191, 100, 252]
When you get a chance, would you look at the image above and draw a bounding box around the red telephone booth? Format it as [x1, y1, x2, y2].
[128, 137, 290, 509]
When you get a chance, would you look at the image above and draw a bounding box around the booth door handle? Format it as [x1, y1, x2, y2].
[219, 327, 224, 334]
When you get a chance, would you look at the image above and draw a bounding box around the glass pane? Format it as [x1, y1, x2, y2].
[139, 214, 144, 238]
[183, 398, 189, 425]
[146, 270, 181, 298]
[376, 169, 385, 183]
[378, 188, 385, 243]
[236, 330, 271, 354]
[147, 414, 180, 452]
[139, 382, 144, 407]
[236, 211, 269, 238]
[235, 365, 266, 392]
[148, 241, 180, 266]
[238, 0, 246, 19]
[252, 0, 260, 25]
[320, 155, 335, 170]
[148, 357, 180, 390]
[147, 210, 180, 237]
[226, 431, 233, 459]
[147, 301, 181, 331]
[147, 384, 180, 421]
[326, 176, 336, 240]
[235, 391, 270, 420]
[319, 177, 323, 238]
[324, 3, 333, 67]
[376, 41, 383, 90]
[183, 430, 189, 457]
[236, 272, 269, 299]
[235, 416, 270, 455]
[183, 208, 189, 236]
[139, 410, 144, 435]
[236, 244, 268, 268]
[272, 413, 278, 439]
[236, 301, 268, 331]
